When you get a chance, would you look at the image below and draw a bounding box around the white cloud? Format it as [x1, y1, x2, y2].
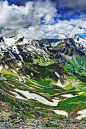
[0, 0, 86, 39]
[18, 19, 86, 39]
[0, 0, 39, 36]
[34, 0, 57, 24]
[0, 0, 58, 37]
[58, 34, 66, 39]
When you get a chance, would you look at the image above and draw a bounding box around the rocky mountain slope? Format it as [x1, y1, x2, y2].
[1, 34, 86, 122]
[0, 34, 86, 74]
[50, 35, 86, 73]
[72, 34, 86, 53]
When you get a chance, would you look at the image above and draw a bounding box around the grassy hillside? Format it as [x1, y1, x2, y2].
[51, 40, 86, 73]
[0, 56, 86, 121]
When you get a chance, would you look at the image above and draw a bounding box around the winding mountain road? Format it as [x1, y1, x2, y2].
[72, 82, 80, 91]
[0, 73, 53, 88]
[73, 55, 86, 71]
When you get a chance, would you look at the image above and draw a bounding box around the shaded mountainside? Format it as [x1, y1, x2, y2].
[0, 56, 69, 85]
[50, 37, 86, 73]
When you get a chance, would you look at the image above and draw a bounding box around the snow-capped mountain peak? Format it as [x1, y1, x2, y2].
[0, 34, 86, 62]
[72, 34, 86, 53]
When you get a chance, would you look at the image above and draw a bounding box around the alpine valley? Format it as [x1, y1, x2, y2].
[0, 34, 86, 128]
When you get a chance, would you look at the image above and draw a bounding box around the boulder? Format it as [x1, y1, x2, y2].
[9, 113, 19, 120]
[14, 120, 20, 124]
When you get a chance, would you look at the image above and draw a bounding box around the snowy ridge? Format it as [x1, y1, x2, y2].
[0, 34, 50, 62]
[72, 34, 86, 53]
[0, 34, 86, 62]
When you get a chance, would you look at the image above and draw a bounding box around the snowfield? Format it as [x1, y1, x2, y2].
[76, 109, 86, 120]
[53, 110, 68, 117]
[14, 89, 61, 106]
[10, 91, 27, 100]
[61, 94, 74, 98]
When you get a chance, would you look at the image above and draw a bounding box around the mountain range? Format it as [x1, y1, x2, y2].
[0, 34, 86, 73]
[0, 34, 86, 122]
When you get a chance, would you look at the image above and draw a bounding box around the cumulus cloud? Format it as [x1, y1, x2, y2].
[0, 1, 41, 35]
[0, 0, 57, 37]
[0, 0, 86, 39]
[34, 0, 57, 24]
[18, 19, 86, 39]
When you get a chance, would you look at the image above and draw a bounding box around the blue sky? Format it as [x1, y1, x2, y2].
[0, 0, 86, 39]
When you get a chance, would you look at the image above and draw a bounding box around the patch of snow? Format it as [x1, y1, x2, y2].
[76, 109, 86, 120]
[26, 45, 46, 54]
[30, 72, 33, 76]
[12, 45, 19, 54]
[9, 51, 16, 59]
[54, 97, 60, 100]
[18, 76, 23, 83]
[78, 92, 84, 95]
[4, 37, 15, 46]
[0, 41, 8, 50]
[15, 34, 23, 41]
[10, 69, 17, 74]
[5, 65, 8, 69]
[10, 91, 27, 100]
[0, 65, 3, 71]
[61, 94, 74, 98]
[16, 68, 19, 71]
[16, 42, 24, 45]
[26, 75, 30, 78]
[14, 89, 61, 106]
[51, 42, 59, 47]
[72, 35, 86, 53]
[23, 38, 28, 44]
[0, 52, 4, 56]
[56, 79, 63, 87]
[53, 110, 68, 117]
[17, 62, 22, 67]
[55, 71, 60, 78]
[66, 55, 72, 60]
[19, 55, 23, 61]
